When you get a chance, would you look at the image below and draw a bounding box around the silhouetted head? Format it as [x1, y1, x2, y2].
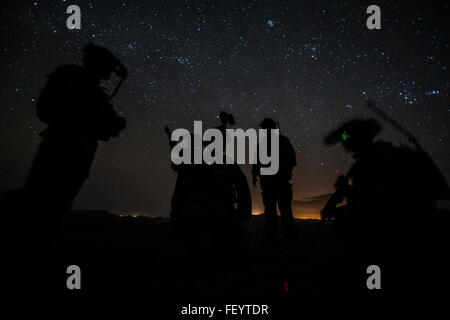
[218, 111, 235, 126]
[82, 43, 120, 81]
[259, 118, 277, 130]
[324, 118, 382, 157]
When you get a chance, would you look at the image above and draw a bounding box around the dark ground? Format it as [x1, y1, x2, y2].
[3, 209, 449, 301]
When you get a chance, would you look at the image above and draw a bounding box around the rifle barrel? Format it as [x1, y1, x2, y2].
[110, 77, 125, 98]
[366, 101, 422, 150]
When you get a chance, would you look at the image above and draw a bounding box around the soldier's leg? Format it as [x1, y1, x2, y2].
[278, 181, 296, 237]
[332, 208, 368, 256]
[26, 138, 97, 249]
[60, 140, 97, 211]
[23, 138, 61, 251]
[262, 188, 278, 239]
[48, 142, 97, 249]
[172, 205, 203, 255]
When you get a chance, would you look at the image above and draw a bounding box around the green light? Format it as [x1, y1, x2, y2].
[341, 131, 350, 141]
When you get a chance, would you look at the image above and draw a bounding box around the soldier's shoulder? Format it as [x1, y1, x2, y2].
[374, 141, 419, 165]
[372, 140, 398, 153]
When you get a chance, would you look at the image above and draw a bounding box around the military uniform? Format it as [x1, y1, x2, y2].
[24, 63, 126, 238]
[323, 119, 449, 255]
[253, 134, 297, 239]
[170, 158, 251, 253]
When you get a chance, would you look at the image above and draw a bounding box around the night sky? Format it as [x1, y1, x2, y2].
[0, 0, 448, 218]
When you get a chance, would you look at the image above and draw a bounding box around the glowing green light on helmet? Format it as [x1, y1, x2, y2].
[341, 131, 350, 141]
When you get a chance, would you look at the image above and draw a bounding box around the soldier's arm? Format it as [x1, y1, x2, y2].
[97, 88, 126, 139]
[109, 109, 126, 137]
[251, 144, 261, 186]
[287, 138, 297, 167]
[321, 175, 350, 218]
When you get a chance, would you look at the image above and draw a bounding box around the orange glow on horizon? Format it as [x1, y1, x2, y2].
[294, 213, 321, 220]
[252, 210, 320, 220]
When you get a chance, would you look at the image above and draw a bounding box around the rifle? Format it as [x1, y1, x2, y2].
[110, 63, 128, 98]
[110, 77, 125, 98]
[366, 100, 422, 151]
[165, 124, 181, 151]
[164, 125, 171, 138]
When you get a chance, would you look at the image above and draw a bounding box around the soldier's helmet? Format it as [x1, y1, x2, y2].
[82, 43, 120, 80]
[259, 118, 277, 130]
[324, 118, 381, 153]
[218, 111, 235, 126]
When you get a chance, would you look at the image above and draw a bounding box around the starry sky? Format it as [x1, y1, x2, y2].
[0, 0, 448, 218]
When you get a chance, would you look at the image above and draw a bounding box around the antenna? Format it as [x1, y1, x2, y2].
[276, 120, 281, 134]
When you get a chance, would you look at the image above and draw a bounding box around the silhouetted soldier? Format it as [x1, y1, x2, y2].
[321, 118, 450, 256]
[24, 43, 127, 241]
[216, 111, 235, 135]
[166, 125, 251, 255]
[252, 118, 297, 242]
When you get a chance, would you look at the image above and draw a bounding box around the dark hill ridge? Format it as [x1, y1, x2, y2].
[11, 209, 450, 299]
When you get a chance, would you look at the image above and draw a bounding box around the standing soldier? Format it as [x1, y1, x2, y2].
[166, 123, 252, 254]
[252, 118, 297, 242]
[24, 43, 127, 241]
